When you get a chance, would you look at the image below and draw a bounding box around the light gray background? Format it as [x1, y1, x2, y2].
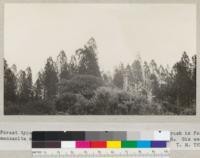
[0, 0, 200, 157]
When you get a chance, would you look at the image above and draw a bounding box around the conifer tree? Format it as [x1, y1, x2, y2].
[57, 50, 70, 80]
[76, 38, 101, 77]
[113, 64, 124, 89]
[4, 59, 17, 102]
[35, 71, 44, 99]
[18, 70, 28, 102]
[26, 67, 33, 98]
[43, 57, 58, 99]
[173, 52, 192, 107]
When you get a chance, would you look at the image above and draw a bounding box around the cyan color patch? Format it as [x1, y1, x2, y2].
[137, 141, 151, 148]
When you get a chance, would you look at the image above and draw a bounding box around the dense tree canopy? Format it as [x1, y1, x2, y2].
[4, 38, 196, 115]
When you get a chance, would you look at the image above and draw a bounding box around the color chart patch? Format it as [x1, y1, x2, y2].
[32, 131, 170, 149]
[32, 140, 168, 149]
[32, 131, 170, 158]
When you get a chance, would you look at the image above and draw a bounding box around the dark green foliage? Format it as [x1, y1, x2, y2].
[4, 59, 17, 102]
[76, 45, 101, 77]
[34, 71, 44, 99]
[149, 73, 159, 99]
[17, 71, 26, 101]
[68, 55, 78, 76]
[70, 94, 89, 115]
[143, 62, 150, 79]
[55, 93, 78, 113]
[55, 93, 88, 115]
[57, 50, 71, 80]
[18, 70, 32, 102]
[150, 59, 159, 74]
[113, 65, 124, 89]
[43, 57, 58, 99]
[22, 100, 55, 115]
[25, 67, 33, 98]
[90, 87, 130, 114]
[132, 60, 143, 84]
[3, 38, 196, 115]
[16, 67, 33, 102]
[191, 55, 196, 103]
[172, 52, 194, 107]
[60, 63, 70, 80]
[4, 100, 55, 115]
[4, 101, 21, 115]
[126, 64, 134, 83]
[87, 87, 166, 115]
[59, 75, 103, 99]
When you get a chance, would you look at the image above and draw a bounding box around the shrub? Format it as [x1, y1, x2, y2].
[4, 101, 21, 115]
[70, 94, 89, 115]
[90, 87, 134, 114]
[179, 106, 196, 115]
[55, 93, 89, 114]
[4, 100, 55, 115]
[89, 86, 167, 115]
[58, 75, 103, 99]
[55, 93, 77, 113]
[22, 100, 55, 115]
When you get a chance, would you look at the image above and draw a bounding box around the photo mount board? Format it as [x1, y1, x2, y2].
[0, 0, 199, 123]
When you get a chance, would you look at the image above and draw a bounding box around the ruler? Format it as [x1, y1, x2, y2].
[32, 148, 170, 158]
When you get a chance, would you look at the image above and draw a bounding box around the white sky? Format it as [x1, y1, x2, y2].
[4, 3, 196, 82]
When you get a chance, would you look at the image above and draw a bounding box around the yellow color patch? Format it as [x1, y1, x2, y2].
[107, 141, 121, 148]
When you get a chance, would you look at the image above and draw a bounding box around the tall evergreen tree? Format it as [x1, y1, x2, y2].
[68, 55, 78, 77]
[143, 61, 152, 98]
[131, 59, 143, 92]
[43, 57, 58, 99]
[191, 54, 196, 103]
[57, 50, 70, 80]
[76, 38, 101, 77]
[149, 73, 159, 99]
[126, 64, 134, 84]
[158, 65, 167, 85]
[60, 63, 69, 80]
[150, 59, 158, 75]
[173, 52, 192, 107]
[25, 67, 33, 98]
[143, 61, 150, 85]
[11, 64, 17, 75]
[35, 71, 44, 99]
[17, 70, 29, 102]
[4, 59, 17, 102]
[113, 64, 124, 89]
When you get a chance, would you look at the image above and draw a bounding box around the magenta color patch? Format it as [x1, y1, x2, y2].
[76, 141, 90, 148]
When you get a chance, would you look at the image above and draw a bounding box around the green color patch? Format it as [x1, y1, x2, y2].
[121, 141, 137, 148]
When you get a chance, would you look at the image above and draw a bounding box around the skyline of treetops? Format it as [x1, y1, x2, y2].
[4, 37, 196, 115]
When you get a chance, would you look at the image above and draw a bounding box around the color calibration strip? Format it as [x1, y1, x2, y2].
[32, 140, 167, 148]
[32, 131, 170, 149]
[32, 131, 170, 158]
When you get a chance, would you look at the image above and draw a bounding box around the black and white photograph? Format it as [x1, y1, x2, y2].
[4, 3, 196, 115]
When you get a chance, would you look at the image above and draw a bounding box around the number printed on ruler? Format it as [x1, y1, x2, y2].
[32, 148, 170, 158]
